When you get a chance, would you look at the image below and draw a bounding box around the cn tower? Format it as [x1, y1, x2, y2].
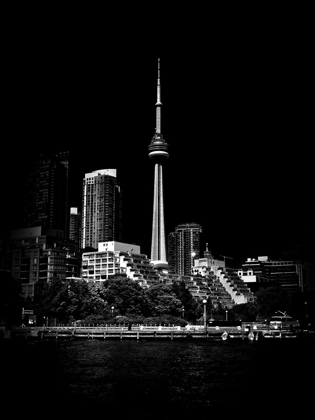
[148, 58, 169, 269]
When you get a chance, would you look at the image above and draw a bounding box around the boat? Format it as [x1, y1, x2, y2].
[269, 311, 300, 330]
[248, 331, 255, 341]
[221, 331, 228, 340]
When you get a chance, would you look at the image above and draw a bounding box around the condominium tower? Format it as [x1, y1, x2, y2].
[69, 207, 81, 251]
[168, 223, 202, 275]
[23, 151, 69, 236]
[81, 169, 122, 250]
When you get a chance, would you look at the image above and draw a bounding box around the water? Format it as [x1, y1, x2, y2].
[1, 338, 314, 418]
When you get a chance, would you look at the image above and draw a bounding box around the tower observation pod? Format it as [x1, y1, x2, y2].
[148, 58, 169, 269]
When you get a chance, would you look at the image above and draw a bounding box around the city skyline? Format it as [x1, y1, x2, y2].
[2, 55, 314, 262]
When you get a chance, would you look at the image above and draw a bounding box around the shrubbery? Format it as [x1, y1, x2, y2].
[76, 314, 187, 327]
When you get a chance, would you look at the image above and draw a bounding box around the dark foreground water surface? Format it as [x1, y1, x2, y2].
[1, 338, 314, 418]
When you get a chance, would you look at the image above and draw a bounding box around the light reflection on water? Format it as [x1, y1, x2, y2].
[1, 339, 314, 418]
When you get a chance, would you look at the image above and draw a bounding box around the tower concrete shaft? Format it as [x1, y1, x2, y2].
[148, 58, 169, 269]
[151, 163, 167, 265]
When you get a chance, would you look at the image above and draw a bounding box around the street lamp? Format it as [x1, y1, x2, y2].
[111, 306, 115, 316]
[181, 307, 185, 318]
[203, 299, 207, 330]
[225, 310, 228, 321]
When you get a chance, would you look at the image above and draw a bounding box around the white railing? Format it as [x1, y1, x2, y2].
[27, 325, 246, 332]
[28, 325, 199, 332]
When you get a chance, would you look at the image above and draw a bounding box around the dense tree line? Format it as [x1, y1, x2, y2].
[1, 272, 311, 327]
[28, 275, 203, 325]
[27, 276, 294, 325]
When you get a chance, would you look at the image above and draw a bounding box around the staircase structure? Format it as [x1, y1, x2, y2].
[119, 252, 160, 286]
[160, 267, 255, 308]
[185, 246, 255, 306]
[214, 266, 255, 305]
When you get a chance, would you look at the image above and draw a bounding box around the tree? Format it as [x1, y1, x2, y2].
[65, 278, 91, 320]
[102, 277, 151, 317]
[255, 285, 290, 319]
[230, 302, 258, 321]
[45, 276, 69, 321]
[145, 284, 183, 317]
[81, 281, 107, 318]
[171, 281, 200, 321]
[34, 277, 92, 323]
[33, 280, 49, 319]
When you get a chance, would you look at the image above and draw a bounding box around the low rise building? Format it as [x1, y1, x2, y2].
[240, 256, 302, 298]
[190, 245, 254, 305]
[5, 226, 81, 298]
[192, 257, 225, 277]
[81, 241, 159, 285]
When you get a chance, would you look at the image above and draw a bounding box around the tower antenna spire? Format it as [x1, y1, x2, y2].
[156, 58, 162, 134]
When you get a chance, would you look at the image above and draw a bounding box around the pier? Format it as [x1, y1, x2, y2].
[4, 323, 307, 341]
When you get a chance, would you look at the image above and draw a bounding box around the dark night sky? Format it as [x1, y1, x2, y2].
[1, 21, 314, 263]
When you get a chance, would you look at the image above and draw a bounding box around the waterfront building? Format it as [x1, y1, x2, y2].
[69, 207, 81, 252]
[304, 261, 315, 292]
[192, 243, 225, 276]
[6, 226, 80, 298]
[81, 169, 122, 250]
[148, 58, 169, 270]
[189, 244, 254, 305]
[23, 152, 69, 237]
[168, 223, 202, 276]
[240, 256, 302, 297]
[81, 241, 159, 285]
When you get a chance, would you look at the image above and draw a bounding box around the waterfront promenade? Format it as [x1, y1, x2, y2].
[4, 322, 309, 340]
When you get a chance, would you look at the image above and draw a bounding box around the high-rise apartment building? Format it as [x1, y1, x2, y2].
[69, 207, 81, 251]
[167, 232, 176, 273]
[81, 169, 122, 250]
[23, 152, 69, 236]
[168, 223, 202, 275]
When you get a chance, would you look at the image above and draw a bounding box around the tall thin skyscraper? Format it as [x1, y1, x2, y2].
[69, 207, 81, 252]
[81, 169, 122, 250]
[168, 223, 202, 275]
[23, 152, 69, 236]
[148, 58, 169, 269]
